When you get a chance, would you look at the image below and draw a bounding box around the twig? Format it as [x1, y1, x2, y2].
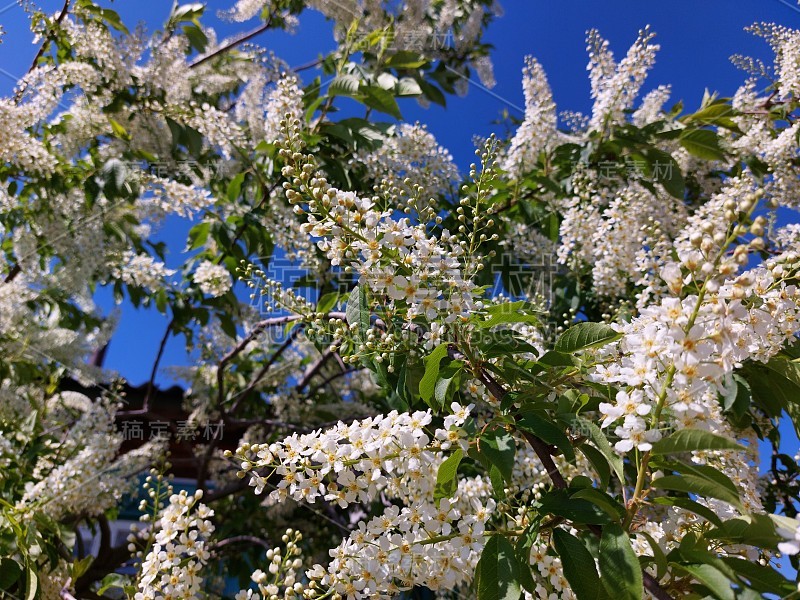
[295, 348, 335, 390]
[146, 319, 173, 407]
[226, 326, 303, 415]
[19, 0, 72, 97]
[189, 16, 273, 69]
[476, 369, 566, 489]
[3, 264, 21, 284]
[477, 365, 672, 598]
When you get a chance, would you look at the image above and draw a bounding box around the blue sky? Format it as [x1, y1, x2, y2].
[1, 0, 799, 393]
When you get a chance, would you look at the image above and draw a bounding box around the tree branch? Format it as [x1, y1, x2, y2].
[189, 16, 273, 69]
[476, 368, 566, 489]
[476, 364, 672, 598]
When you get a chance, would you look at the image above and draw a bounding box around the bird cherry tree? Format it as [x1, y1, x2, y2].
[1, 2, 800, 600]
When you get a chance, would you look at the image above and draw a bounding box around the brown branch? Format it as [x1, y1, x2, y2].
[226, 325, 304, 415]
[476, 364, 672, 598]
[307, 367, 358, 396]
[476, 368, 566, 489]
[293, 57, 323, 72]
[643, 573, 672, 600]
[3, 263, 21, 284]
[295, 346, 342, 391]
[216, 315, 304, 408]
[19, 0, 71, 95]
[145, 319, 173, 407]
[189, 16, 273, 69]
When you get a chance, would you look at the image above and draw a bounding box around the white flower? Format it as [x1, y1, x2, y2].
[193, 260, 232, 297]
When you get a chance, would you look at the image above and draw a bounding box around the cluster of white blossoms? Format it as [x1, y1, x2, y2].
[234, 403, 473, 504]
[235, 529, 307, 600]
[233, 403, 502, 598]
[16, 393, 161, 522]
[587, 27, 659, 133]
[134, 489, 215, 600]
[558, 176, 687, 298]
[284, 170, 482, 329]
[594, 260, 800, 455]
[502, 56, 558, 176]
[356, 123, 459, 202]
[111, 250, 176, 293]
[193, 259, 233, 297]
[306, 494, 493, 598]
[262, 75, 305, 145]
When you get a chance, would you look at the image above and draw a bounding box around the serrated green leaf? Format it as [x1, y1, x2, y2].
[672, 563, 735, 600]
[475, 535, 522, 600]
[478, 428, 516, 483]
[419, 343, 449, 405]
[345, 285, 369, 340]
[599, 525, 643, 600]
[517, 411, 574, 462]
[434, 448, 463, 503]
[362, 86, 402, 119]
[650, 429, 745, 455]
[328, 74, 361, 97]
[552, 529, 603, 600]
[650, 475, 742, 510]
[679, 129, 727, 161]
[554, 322, 621, 353]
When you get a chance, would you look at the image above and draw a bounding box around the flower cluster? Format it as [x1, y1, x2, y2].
[595, 261, 800, 454]
[134, 488, 215, 600]
[234, 403, 473, 506]
[356, 123, 459, 204]
[235, 529, 307, 600]
[194, 260, 233, 297]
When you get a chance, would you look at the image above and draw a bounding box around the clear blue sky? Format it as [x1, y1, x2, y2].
[1, 0, 798, 391]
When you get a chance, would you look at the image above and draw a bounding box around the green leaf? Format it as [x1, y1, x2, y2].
[186, 221, 210, 251]
[554, 322, 621, 353]
[570, 488, 625, 519]
[433, 363, 462, 411]
[316, 291, 340, 315]
[72, 555, 93, 580]
[24, 566, 37, 600]
[345, 285, 369, 340]
[514, 522, 540, 594]
[598, 524, 643, 600]
[651, 496, 723, 527]
[385, 50, 428, 68]
[479, 302, 542, 328]
[720, 557, 795, 595]
[434, 448, 462, 504]
[538, 489, 611, 524]
[561, 415, 624, 485]
[650, 475, 743, 510]
[679, 129, 727, 161]
[396, 77, 422, 96]
[672, 563, 735, 600]
[419, 343, 449, 406]
[650, 429, 745, 455]
[639, 531, 668, 581]
[478, 428, 516, 483]
[475, 535, 522, 600]
[97, 573, 129, 595]
[552, 529, 603, 600]
[328, 75, 361, 97]
[517, 411, 575, 462]
[362, 86, 402, 119]
[0, 558, 21, 589]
